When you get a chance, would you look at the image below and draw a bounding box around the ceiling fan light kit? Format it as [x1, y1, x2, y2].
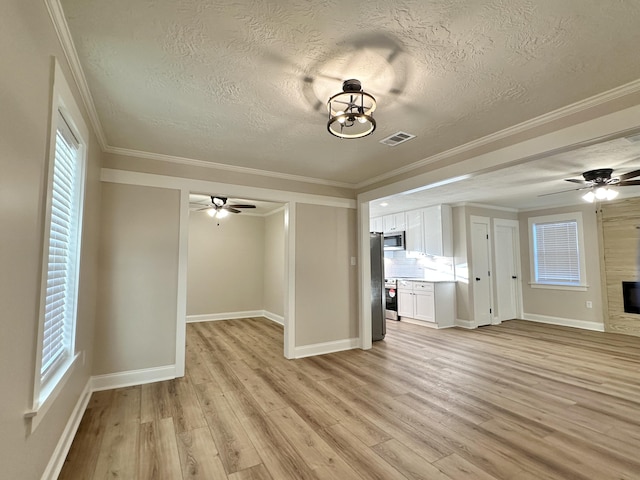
[327, 79, 376, 139]
[543, 168, 640, 203]
[582, 187, 619, 203]
[195, 196, 256, 220]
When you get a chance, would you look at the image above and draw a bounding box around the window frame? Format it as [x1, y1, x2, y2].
[528, 212, 588, 291]
[27, 59, 88, 431]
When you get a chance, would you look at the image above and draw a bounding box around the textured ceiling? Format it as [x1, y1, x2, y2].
[61, 0, 640, 187]
[369, 134, 640, 216]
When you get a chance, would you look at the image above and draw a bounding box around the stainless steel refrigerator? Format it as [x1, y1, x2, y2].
[370, 232, 386, 341]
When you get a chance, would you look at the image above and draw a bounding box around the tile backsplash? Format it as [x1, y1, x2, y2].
[384, 250, 454, 279]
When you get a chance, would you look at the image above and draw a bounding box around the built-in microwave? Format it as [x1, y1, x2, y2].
[384, 231, 405, 250]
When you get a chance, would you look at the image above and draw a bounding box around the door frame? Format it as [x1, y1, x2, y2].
[493, 218, 523, 322]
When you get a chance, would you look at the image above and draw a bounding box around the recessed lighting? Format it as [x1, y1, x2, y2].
[380, 202, 389, 207]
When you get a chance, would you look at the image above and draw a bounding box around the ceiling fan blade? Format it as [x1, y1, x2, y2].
[617, 169, 640, 181]
[617, 180, 640, 186]
[195, 206, 213, 211]
[538, 186, 588, 197]
[224, 207, 242, 214]
[564, 178, 586, 184]
[228, 204, 256, 209]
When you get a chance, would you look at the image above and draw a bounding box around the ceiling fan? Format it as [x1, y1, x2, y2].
[541, 168, 640, 201]
[193, 196, 256, 218]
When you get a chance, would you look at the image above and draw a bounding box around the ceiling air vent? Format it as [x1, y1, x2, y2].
[379, 131, 416, 147]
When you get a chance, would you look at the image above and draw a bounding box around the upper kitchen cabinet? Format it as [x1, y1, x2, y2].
[422, 205, 453, 257]
[405, 209, 424, 252]
[370, 216, 383, 233]
[383, 212, 406, 232]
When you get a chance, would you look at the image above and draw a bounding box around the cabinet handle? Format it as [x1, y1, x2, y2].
[475, 277, 481, 281]
[511, 275, 517, 279]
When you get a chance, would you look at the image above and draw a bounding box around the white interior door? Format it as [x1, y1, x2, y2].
[470, 216, 492, 326]
[494, 220, 521, 322]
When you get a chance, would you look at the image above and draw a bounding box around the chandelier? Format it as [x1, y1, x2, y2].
[327, 79, 376, 139]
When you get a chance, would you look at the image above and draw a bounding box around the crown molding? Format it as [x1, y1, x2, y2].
[45, 0, 107, 149]
[104, 146, 356, 189]
[355, 78, 640, 190]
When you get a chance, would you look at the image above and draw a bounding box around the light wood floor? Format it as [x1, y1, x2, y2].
[59, 318, 640, 479]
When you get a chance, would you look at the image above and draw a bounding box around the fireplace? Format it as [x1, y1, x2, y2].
[622, 282, 640, 314]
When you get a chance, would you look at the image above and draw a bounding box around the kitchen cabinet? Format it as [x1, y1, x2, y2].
[422, 205, 453, 256]
[397, 280, 456, 327]
[370, 216, 383, 233]
[412, 281, 435, 322]
[404, 209, 423, 252]
[397, 280, 415, 317]
[383, 212, 406, 232]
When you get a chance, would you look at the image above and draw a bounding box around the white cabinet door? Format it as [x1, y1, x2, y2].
[370, 216, 383, 233]
[383, 212, 406, 232]
[405, 210, 423, 253]
[422, 205, 453, 256]
[397, 289, 414, 317]
[414, 291, 435, 322]
[393, 212, 406, 231]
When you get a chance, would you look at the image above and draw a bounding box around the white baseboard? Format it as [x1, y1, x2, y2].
[294, 337, 360, 358]
[186, 310, 264, 323]
[187, 310, 285, 325]
[91, 364, 176, 392]
[41, 380, 92, 480]
[455, 319, 476, 329]
[263, 311, 284, 325]
[522, 313, 605, 332]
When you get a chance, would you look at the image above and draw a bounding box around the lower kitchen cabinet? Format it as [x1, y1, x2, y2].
[397, 280, 456, 328]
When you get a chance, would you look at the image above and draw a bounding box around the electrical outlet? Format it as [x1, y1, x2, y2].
[586, 301, 593, 308]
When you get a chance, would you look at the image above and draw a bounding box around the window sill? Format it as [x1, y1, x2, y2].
[529, 283, 588, 292]
[25, 351, 81, 433]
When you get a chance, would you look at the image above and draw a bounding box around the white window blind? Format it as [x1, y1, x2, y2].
[41, 112, 81, 381]
[532, 220, 580, 285]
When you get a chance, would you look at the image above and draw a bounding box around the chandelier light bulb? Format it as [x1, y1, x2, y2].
[216, 209, 229, 219]
[605, 188, 619, 200]
[207, 208, 216, 217]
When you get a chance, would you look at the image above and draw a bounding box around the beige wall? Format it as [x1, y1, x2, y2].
[452, 206, 471, 321]
[518, 203, 604, 324]
[264, 210, 285, 317]
[0, 1, 102, 477]
[295, 204, 358, 345]
[187, 211, 265, 315]
[94, 183, 180, 374]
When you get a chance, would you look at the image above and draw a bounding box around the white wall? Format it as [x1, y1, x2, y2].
[187, 211, 265, 316]
[94, 183, 180, 374]
[0, 1, 102, 477]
